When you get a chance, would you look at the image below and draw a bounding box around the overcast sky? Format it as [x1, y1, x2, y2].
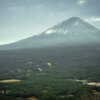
[0, 0, 100, 45]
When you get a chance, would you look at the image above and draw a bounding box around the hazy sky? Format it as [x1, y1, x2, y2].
[0, 0, 100, 45]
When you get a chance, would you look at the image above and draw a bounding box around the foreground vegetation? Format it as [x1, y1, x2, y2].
[0, 43, 100, 100]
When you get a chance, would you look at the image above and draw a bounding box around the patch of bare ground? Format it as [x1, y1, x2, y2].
[74, 79, 100, 86]
[87, 82, 100, 86]
[27, 97, 38, 100]
[0, 79, 20, 83]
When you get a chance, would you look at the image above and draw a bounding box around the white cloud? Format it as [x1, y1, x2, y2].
[91, 17, 100, 21]
[77, 0, 86, 5]
[85, 17, 100, 22]
[46, 29, 55, 34]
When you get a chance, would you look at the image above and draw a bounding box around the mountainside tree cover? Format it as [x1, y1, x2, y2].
[0, 43, 100, 100]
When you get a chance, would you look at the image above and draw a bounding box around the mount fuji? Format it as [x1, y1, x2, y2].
[0, 17, 100, 50]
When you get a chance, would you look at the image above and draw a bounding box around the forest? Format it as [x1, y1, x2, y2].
[0, 43, 100, 100]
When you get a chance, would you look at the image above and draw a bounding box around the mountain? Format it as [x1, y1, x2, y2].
[43, 17, 99, 36]
[0, 17, 100, 50]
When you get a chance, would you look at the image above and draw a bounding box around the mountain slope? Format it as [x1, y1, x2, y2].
[43, 17, 99, 36]
[0, 17, 100, 50]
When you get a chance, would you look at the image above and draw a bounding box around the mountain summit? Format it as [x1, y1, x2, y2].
[0, 17, 100, 50]
[43, 17, 99, 36]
